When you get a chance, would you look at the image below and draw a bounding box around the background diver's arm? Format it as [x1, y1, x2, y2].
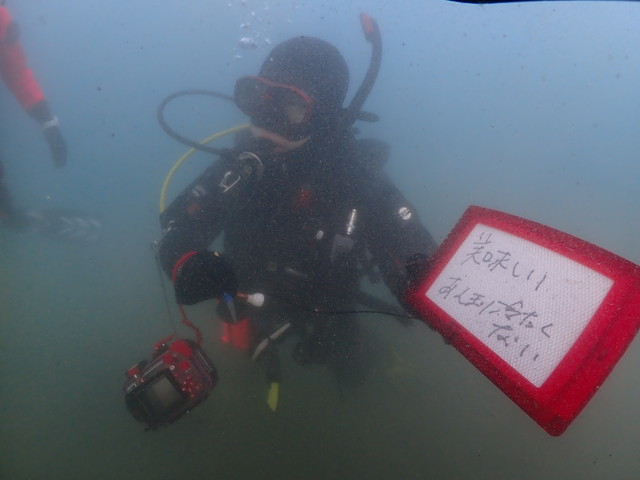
[0, 7, 44, 110]
[0, 7, 67, 167]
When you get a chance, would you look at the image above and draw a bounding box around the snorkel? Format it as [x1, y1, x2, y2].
[341, 13, 382, 128]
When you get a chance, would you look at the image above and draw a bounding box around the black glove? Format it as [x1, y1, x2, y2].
[29, 100, 68, 168]
[405, 253, 431, 291]
[173, 251, 237, 305]
[43, 123, 67, 167]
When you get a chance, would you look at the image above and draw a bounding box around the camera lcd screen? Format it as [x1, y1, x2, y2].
[143, 373, 186, 415]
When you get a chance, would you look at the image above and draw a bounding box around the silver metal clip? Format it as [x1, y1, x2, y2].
[219, 170, 241, 193]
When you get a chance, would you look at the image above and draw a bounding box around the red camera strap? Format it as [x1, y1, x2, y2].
[179, 305, 203, 346]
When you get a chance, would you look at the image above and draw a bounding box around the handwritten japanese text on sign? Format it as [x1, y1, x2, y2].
[426, 224, 613, 387]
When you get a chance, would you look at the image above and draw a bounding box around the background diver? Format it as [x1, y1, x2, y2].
[0, 2, 100, 242]
[157, 16, 437, 408]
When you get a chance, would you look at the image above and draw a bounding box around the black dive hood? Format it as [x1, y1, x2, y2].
[157, 13, 383, 157]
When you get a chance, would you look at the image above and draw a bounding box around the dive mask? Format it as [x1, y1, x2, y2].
[234, 76, 315, 140]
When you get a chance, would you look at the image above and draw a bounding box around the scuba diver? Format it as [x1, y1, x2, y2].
[157, 17, 437, 408]
[0, 3, 99, 241]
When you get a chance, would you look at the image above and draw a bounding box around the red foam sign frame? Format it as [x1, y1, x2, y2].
[407, 206, 640, 436]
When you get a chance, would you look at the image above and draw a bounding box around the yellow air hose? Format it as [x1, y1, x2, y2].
[159, 124, 250, 213]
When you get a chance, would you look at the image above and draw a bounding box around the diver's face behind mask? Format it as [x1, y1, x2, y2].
[235, 36, 350, 144]
[235, 76, 315, 142]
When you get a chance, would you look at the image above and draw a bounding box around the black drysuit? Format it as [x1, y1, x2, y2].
[158, 130, 437, 381]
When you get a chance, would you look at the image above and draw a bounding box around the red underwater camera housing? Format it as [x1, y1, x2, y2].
[124, 337, 218, 430]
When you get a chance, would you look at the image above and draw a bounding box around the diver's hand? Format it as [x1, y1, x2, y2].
[29, 100, 68, 167]
[43, 122, 67, 167]
[173, 251, 237, 305]
[404, 253, 431, 290]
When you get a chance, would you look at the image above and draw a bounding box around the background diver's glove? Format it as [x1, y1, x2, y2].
[172, 251, 238, 305]
[28, 100, 68, 168]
